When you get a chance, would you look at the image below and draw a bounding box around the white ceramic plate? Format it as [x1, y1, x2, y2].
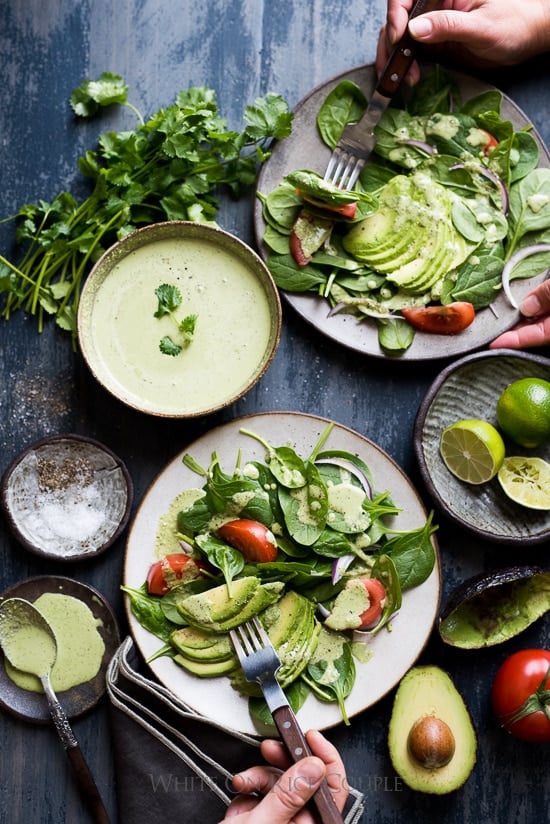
[254, 64, 550, 361]
[414, 348, 550, 545]
[124, 412, 441, 735]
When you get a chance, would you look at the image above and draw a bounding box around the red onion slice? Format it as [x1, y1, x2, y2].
[450, 162, 509, 214]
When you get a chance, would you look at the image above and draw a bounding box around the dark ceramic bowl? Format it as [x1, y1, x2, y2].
[0, 434, 133, 561]
[0, 576, 120, 723]
[414, 349, 550, 545]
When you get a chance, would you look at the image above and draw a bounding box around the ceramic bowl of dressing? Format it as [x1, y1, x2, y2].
[77, 221, 282, 418]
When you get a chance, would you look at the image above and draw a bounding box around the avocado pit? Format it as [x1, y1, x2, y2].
[407, 716, 456, 769]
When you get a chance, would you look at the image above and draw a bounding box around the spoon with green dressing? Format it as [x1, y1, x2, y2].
[0, 597, 110, 824]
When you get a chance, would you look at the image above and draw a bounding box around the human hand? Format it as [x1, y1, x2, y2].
[222, 729, 348, 823]
[376, 0, 550, 85]
[490, 279, 550, 349]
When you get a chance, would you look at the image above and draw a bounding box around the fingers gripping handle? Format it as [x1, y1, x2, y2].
[377, 0, 442, 97]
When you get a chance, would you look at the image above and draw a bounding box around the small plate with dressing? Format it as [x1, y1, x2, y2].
[0, 576, 120, 723]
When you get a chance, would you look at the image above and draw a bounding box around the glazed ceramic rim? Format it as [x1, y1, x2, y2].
[77, 221, 282, 418]
[0, 433, 134, 561]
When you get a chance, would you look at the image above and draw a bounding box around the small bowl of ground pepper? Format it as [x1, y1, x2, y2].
[0, 434, 133, 561]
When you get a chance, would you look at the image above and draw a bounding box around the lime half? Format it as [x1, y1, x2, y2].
[440, 419, 505, 484]
[497, 456, 550, 510]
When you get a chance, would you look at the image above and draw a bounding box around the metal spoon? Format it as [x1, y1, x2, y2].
[0, 597, 110, 824]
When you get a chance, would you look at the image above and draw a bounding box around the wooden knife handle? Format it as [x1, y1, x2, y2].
[67, 744, 111, 824]
[271, 705, 344, 824]
[377, 0, 442, 97]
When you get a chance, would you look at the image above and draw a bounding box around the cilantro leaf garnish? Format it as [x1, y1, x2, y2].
[0, 78, 292, 342]
[154, 284, 197, 356]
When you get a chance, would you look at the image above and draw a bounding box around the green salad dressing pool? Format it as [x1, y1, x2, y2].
[5, 593, 105, 693]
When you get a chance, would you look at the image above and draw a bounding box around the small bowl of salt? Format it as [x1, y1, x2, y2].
[0, 434, 133, 562]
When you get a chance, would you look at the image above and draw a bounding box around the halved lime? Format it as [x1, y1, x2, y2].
[497, 456, 550, 510]
[440, 419, 505, 484]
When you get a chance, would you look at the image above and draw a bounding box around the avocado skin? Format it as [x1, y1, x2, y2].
[438, 566, 550, 649]
[388, 665, 477, 794]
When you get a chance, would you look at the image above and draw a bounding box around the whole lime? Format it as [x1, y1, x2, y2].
[496, 377, 550, 448]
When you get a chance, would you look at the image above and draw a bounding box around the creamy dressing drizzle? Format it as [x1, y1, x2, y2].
[88, 237, 273, 414]
[5, 594, 105, 693]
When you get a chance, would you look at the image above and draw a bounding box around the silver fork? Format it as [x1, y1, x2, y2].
[230, 617, 344, 824]
[324, 0, 442, 190]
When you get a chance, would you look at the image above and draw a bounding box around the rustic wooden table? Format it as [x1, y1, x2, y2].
[1, 1, 549, 822]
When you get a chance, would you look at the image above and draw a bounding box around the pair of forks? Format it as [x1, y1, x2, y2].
[325, 0, 442, 191]
[230, 618, 344, 824]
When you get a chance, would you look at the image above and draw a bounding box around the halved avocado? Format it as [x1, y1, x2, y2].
[439, 566, 550, 648]
[388, 666, 477, 794]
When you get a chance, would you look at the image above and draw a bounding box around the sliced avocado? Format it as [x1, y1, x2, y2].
[176, 576, 284, 632]
[170, 627, 235, 663]
[173, 653, 239, 678]
[388, 666, 477, 794]
[230, 591, 320, 696]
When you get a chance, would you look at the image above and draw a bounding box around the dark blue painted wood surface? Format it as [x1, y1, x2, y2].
[0, 2, 549, 821]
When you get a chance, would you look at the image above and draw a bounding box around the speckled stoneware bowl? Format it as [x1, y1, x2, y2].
[0, 434, 133, 561]
[77, 221, 282, 418]
[414, 349, 550, 545]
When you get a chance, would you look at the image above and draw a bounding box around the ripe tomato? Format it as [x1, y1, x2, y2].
[358, 577, 387, 629]
[217, 519, 278, 563]
[297, 191, 358, 219]
[401, 302, 475, 335]
[491, 649, 550, 742]
[146, 554, 203, 596]
[479, 129, 499, 155]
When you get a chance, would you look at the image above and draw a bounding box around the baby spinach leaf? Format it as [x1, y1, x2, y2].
[120, 584, 174, 643]
[451, 255, 504, 309]
[304, 637, 355, 725]
[384, 513, 437, 590]
[316, 80, 367, 150]
[194, 534, 244, 595]
[278, 460, 328, 546]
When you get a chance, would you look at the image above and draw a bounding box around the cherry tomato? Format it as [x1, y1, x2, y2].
[401, 302, 475, 335]
[491, 649, 550, 742]
[217, 518, 278, 563]
[146, 553, 203, 596]
[358, 577, 387, 629]
[479, 129, 499, 155]
[297, 191, 358, 219]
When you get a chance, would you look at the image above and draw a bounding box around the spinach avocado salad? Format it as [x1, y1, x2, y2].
[258, 67, 550, 354]
[123, 423, 437, 727]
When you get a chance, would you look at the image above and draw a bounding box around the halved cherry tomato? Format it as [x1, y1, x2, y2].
[358, 578, 387, 629]
[491, 649, 550, 742]
[217, 518, 278, 563]
[146, 553, 203, 596]
[401, 302, 475, 335]
[479, 129, 499, 155]
[297, 191, 358, 219]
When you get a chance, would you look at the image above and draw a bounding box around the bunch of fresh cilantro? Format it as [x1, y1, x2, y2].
[0, 72, 292, 340]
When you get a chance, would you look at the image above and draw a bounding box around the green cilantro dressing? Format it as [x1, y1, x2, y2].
[5, 594, 105, 693]
[155, 489, 205, 558]
[87, 237, 273, 415]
